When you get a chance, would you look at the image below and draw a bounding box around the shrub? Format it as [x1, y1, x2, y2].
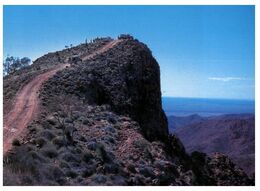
[4, 146, 40, 176]
[104, 126, 116, 134]
[25, 145, 35, 152]
[12, 139, 21, 146]
[52, 166, 65, 181]
[35, 137, 47, 148]
[64, 117, 73, 123]
[110, 175, 127, 186]
[91, 174, 107, 184]
[72, 111, 81, 120]
[81, 168, 94, 178]
[40, 146, 58, 158]
[47, 118, 56, 125]
[81, 150, 94, 163]
[79, 135, 87, 142]
[39, 130, 55, 140]
[138, 166, 155, 178]
[59, 160, 70, 170]
[118, 34, 134, 40]
[95, 143, 111, 163]
[191, 151, 207, 167]
[87, 141, 98, 150]
[104, 163, 119, 174]
[108, 116, 117, 124]
[62, 152, 80, 163]
[52, 136, 65, 148]
[28, 151, 46, 162]
[82, 118, 91, 125]
[65, 170, 78, 178]
[41, 120, 53, 130]
[127, 163, 136, 173]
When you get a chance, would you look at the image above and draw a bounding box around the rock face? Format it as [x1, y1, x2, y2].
[3, 35, 253, 186]
[41, 38, 168, 142]
[89, 39, 169, 142]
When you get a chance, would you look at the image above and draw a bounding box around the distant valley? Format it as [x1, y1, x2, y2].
[167, 113, 255, 178]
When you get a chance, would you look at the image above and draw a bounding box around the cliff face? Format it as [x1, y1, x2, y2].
[3, 36, 253, 186]
[41, 38, 168, 142]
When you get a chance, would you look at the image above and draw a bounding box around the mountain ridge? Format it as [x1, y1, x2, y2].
[3, 35, 253, 186]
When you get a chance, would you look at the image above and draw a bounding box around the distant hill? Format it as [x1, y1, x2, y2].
[167, 114, 205, 132]
[174, 114, 255, 178]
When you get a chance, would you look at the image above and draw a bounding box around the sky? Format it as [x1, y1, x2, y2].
[3, 5, 255, 100]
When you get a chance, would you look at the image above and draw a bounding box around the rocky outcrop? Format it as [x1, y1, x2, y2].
[208, 153, 253, 186]
[3, 35, 253, 186]
[41, 37, 168, 142]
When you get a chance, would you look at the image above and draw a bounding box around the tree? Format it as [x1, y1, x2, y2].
[9, 57, 21, 74]
[3, 56, 31, 76]
[3, 56, 12, 75]
[20, 57, 31, 67]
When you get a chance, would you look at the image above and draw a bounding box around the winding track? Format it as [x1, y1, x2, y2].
[3, 39, 122, 154]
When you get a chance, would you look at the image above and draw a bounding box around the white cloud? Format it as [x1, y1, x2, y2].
[208, 77, 245, 82]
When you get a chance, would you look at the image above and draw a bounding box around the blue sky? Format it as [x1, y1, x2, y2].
[3, 5, 255, 100]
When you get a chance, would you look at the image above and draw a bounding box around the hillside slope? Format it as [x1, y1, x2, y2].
[175, 114, 255, 178]
[3, 35, 253, 186]
[3, 39, 122, 154]
[3, 37, 113, 115]
[167, 114, 205, 132]
[3, 64, 69, 153]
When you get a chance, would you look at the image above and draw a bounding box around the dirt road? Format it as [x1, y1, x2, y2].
[3, 39, 122, 154]
[81, 39, 122, 60]
[3, 65, 69, 153]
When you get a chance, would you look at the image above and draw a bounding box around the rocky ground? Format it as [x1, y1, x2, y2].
[3, 35, 254, 186]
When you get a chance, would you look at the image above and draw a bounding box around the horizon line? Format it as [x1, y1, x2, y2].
[162, 96, 255, 101]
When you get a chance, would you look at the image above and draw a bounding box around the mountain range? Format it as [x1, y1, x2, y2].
[171, 114, 255, 178]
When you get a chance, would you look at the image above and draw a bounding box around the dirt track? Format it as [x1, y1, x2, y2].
[81, 39, 122, 60]
[3, 39, 122, 154]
